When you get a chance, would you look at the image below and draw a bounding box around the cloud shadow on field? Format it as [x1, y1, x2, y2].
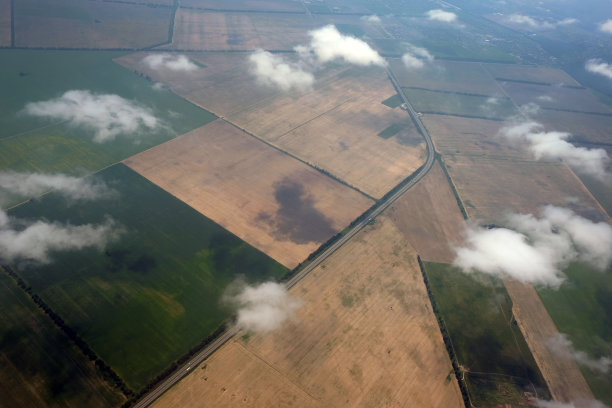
[263, 178, 336, 244]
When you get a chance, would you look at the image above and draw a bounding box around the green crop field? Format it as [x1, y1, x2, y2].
[381, 94, 402, 109]
[8, 164, 288, 392]
[0, 270, 125, 407]
[0, 49, 216, 205]
[424, 262, 550, 406]
[403, 88, 518, 120]
[538, 263, 612, 405]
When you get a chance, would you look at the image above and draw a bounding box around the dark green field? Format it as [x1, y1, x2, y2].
[0, 49, 215, 180]
[8, 164, 288, 392]
[381, 93, 402, 109]
[424, 262, 550, 406]
[403, 88, 517, 120]
[0, 271, 125, 407]
[538, 263, 612, 405]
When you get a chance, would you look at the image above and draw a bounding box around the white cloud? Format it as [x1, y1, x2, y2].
[23, 90, 160, 143]
[0, 209, 121, 264]
[453, 206, 612, 288]
[501, 121, 610, 181]
[361, 14, 381, 24]
[426, 9, 457, 23]
[600, 19, 612, 34]
[401, 44, 433, 69]
[586, 59, 612, 81]
[536, 399, 609, 408]
[249, 49, 314, 92]
[224, 281, 302, 333]
[0, 172, 114, 203]
[547, 333, 612, 374]
[537, 95, 554, 102]
[305, 25, 386, 67]
[142, 53, 199, 71]
[507, 14, 577, 30]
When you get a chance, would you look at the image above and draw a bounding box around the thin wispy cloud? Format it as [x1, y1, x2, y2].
[223, 280, 302, 334]
[0, 209, 121, 264]
[501, 121, 610, 181]
[453, 206, 612, 288]
[426, 9, 457, 23]
[586, 59, 612, 81]
[142, 53, 199, 71]
[0, 172, 114, 203]
[535, 398, 609, 408]
[361, 14, 381, 24]
[547, 333, 612, 374]
[506, 14, 577, 30]
[401, 44, 434, 69]
[23, 90, 160, 143]
[249, 49, 314, 92]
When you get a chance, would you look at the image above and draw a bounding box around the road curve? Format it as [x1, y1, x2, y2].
[132, 64, 436, 408]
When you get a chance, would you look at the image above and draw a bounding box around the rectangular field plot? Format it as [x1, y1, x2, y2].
[483, 63, 580, 86]
[8, 163, 288, 392]
[444, 155, 604, 225]
[124, 119, 374, 269]
[179, 0, 305, 12]
[403, 88, 517, 120]
[14, 0, 171, 49]
[0, 0, 10, 46]
[386, 161, 466, 263]
[117, 52, 426, 199]
[165, 9, 312, 50]
[0, 271, 125, 408]
[389, 59, 501, 95]
[500, 81, 612, 115]
[424, 262, 550, 406]
[0, 49, 215, 201]
[153, 217, 464, 408]
[538, 263, 612, 405]
[421, 114, 528, 159]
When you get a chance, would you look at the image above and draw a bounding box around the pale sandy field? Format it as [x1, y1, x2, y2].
[152, 216, 464, 408]
[124, 119, 373, 269]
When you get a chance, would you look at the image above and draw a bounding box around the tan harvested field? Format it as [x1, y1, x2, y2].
[537, 109, 612, 145]
[389, 59, 501, 95]
[165, 9, 312, 50]
[117, 53, 426, 199]
[0, 0, 10, 46]
[444, 155, 604, 224]
[504, 279, 595, 403]
[422, 114, 527, 159]
[124, 119, 373, 269]
[500, 81, 612, 115]
[152, 216, 464, 408]
[180, 0, 305, 12]
[14, 0, 170, 48]
[386, 161, 466, 263]
[484, 63, 580, 86]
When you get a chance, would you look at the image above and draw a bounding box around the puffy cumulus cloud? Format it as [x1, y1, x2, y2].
[361, 14, 381, 24]
[600, 19, 612, 34]
[248, 49, 314, 92]
[305, 25, 386, 67]
[0, 210, 121, 264]
[401, 45, 433, 69]
[142, 53, 199, 71]
[224, 280, 302, 333]
[501, 121, 610, 181]
[547, 333, 612, 374]
[453, 205, 612, 288]
[518, 102, 541, 117]
[426, 9, 457, 23]
[535, 399, 609, 408]
[586, 59, 612, 81]
[0, 172, 114, 203]
[23, 90, 160, 143]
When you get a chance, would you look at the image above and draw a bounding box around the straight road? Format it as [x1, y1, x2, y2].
[133, 65, 435, 407]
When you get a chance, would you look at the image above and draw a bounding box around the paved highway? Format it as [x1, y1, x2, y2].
[132, 65, 435, 407]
